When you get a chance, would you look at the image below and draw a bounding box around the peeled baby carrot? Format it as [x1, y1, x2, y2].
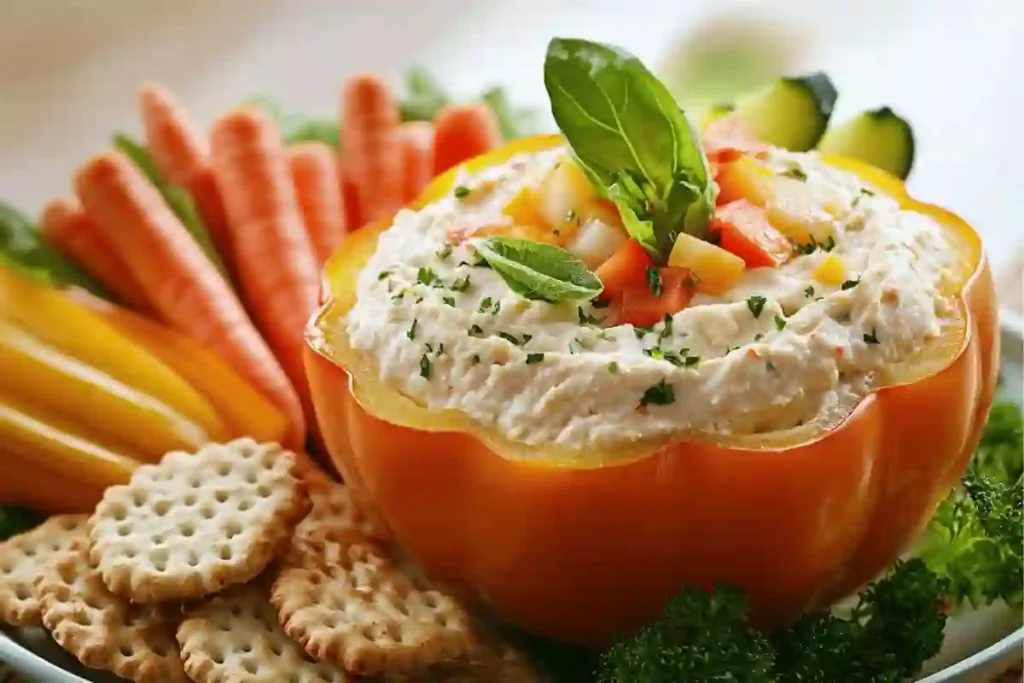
[74, 151, 306, 448]
[339, 170, 362, 230]
[288, 142, 346, 266]
[138, 83, 206, 184]
[139, 83, 235, 275]
[39, 198, 152, 313]
[400, 121, 435, 203]
[210, 107, 319, 424]
[432, 103, 502, 175]
[340, 74, 404, 223]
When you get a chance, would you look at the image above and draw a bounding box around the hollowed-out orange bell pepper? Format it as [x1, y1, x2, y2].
[303, 135, 998, 646]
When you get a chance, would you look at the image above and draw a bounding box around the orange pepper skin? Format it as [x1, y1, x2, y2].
[305, 137, 998, 646]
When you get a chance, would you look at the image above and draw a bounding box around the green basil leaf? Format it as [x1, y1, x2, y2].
[0, 201, 107, 295]
[543, 37, 715, 261]
[474, 236, 602, 302]
[113, 134, 230, 280]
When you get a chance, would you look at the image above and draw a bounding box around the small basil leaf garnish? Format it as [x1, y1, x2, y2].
[544, 37, 716, 262]
[474, 236, 603, 302]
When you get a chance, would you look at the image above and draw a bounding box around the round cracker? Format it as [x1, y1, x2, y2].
[36, 539, 187, 683]
[176, 582, 354, 683]
[0, 515, 87, 627]
[271, 529, 474, 676]
[89, 439, 310, 603]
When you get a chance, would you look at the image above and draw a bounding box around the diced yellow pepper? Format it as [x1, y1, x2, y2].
[668, 233, 746, 295]
[536, 157, 594, 243]
[813, 254, 847, 286]
[0, 322, 213, 460]
[716, 156, 775, 206]
[0, 265, 226, 438]
[503, 186, 548, 229]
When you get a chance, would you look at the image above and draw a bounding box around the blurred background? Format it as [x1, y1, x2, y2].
[0, 0, 1020, 306]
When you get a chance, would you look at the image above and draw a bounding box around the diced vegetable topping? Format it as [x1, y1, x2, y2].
[712, 200, 791, 269]
[594, 239, 654, 300]
[616, 266, 695, 328]
[813, 254, 847, 286]
[667, 232, 745, 295]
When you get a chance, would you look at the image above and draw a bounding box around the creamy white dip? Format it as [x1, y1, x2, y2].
[342, 146, 957, 449]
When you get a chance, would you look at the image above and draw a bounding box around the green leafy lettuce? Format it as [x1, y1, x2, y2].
[543, 37, 716, 262]
[0, 201, 107, 294]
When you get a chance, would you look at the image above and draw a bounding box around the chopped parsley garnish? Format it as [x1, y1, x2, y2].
[608, 361, 620, 373]
[766, 360, 776, 372]
[525, 353, 545, 364]
[565, 208, 577, 223]
[659, 313, 674, 340]
[841, 277, 861, 290]
[864, 328, 880, 344]
[804, 285, 815, 298]
[451, 275, 471, 292]
[796, 240, 818, 256]
[435, 243, 453, 260]
[436, 342, 445, 356]
[478, 297, 494, 313]
[646, 266, 663, 296]
[820, 235, 836, 252]
[407, 319, 418, 340]
[468, 324, 485, 337]
[470, 354, 481, 364]
[498, 331, 521, 345]
[795, 235, 836, 256]
[442, 295, 455, 307]
[417, 266, 438, 286]
[747, 296, 767, 319]
[492, 301, 502, 314]
[683, 354, 700, 367]
[592, 297, 611, 309]
[391, 291, 405, 301]
[578, 306, 602, 325]
[774, 314, 787, 331]
[643, 348, 665, 361]
[522, 333, 533, 345]
[419, 353, 433, 379]
[780, 166, 808, 181]
[634, 325, 653, 339]
[861, 187, 876, 197]
[754, 333, 764, 342]
[453, 185, 471, 199]
[640, 379, 676, 407]
[377, 270, 392, 281]
[726, 345, 740, 355]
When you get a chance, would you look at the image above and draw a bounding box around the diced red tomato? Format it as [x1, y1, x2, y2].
[712, 200, 792, 269]
[616, 266, 695, 328]
[595, 239, 653, 300]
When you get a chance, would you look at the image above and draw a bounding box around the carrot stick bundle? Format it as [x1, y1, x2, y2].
[138, 84, 235, 274]
[432, 103, 502, 175]
[74, 151, 306, 448]
[399, 121, 435, 203]
[340, 74, 405, 223]
[39, 198, 153, 313]
[209, 107, 320, 423]
[287, 142, 346, 266]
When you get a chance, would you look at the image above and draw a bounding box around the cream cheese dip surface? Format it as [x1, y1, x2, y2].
[341, 146, 957, 450]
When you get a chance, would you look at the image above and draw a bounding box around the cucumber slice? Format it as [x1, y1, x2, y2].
[817, 107, 915, 180]
[731, 72, 838, 151]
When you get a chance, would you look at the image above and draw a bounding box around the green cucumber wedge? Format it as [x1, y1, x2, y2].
[731, 72, 838, 151]
[817, 106, 915, 180]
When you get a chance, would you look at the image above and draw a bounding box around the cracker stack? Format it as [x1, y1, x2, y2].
[0, 438, 542, 683]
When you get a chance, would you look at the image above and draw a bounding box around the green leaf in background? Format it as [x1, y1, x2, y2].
[544, 37, 716, 260]
[0, 201, 107, 295]
[112, 134, 230, 279]
[480, 86, 541, 142]
[474, 236, 603, 302]
[399, 65, 452, 123]
[0, 504, 42, 541]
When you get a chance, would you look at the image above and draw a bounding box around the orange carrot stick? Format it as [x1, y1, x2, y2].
[139, 83, 235, 275]
[432, 103, 502, 175]
[39, 198, 153, 313]
[287, 142, 345, 266]
[340, 74, 404, 223]
[399, 121, 435, 203]
[209, 107, 319, 425]
[339, 169, 362, 230]
[74, 151, 305, 448]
